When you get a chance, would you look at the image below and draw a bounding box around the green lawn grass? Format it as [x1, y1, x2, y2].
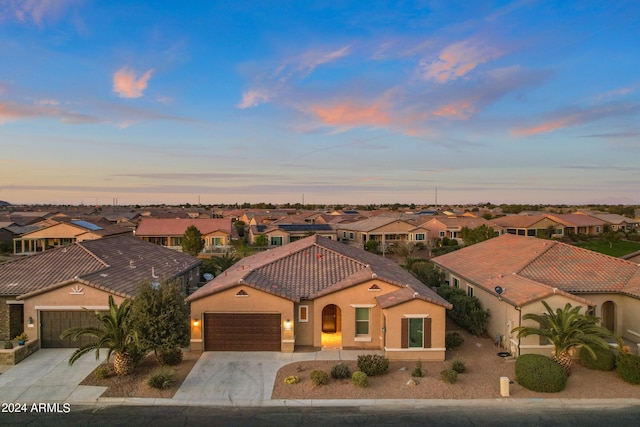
[574, 240, 640, 257]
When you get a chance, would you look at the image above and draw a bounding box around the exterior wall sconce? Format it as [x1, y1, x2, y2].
[284, 319, 292, 330]
[27, 316, 34, 327]
[192, 318, 200, 327]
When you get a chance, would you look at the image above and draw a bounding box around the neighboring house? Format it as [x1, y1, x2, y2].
[248, 223, 337, 246]
[419, 217, 503, 243]
[545, 213, 607, 235]
[0, 234, 200, 347]
[490, 215, 564, 238]
[187, 235, 452, 361]
[12, 219, 130, 255]
[432, 234, 640, 356]
[335, 217, 417, 249]
[576, 212, 639, 231]
[134, 218, 232, 254]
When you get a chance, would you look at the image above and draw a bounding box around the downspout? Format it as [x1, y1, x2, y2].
[516, 305, 522, 356]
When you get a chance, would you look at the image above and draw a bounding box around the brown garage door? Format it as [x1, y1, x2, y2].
[204, 313, 281, 351]
[40, 311, 105, 348]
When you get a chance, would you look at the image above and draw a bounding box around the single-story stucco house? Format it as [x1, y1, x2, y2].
[187, 235, 452, 361]
[0, 234, 201, 350]
[432, 234, 640, 356]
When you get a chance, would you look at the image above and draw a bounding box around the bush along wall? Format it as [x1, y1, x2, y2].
[437, 286, 490, 336]
[579, 346, 616, 371]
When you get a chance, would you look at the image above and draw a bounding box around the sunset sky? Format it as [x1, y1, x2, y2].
[1, 1, 639, 206]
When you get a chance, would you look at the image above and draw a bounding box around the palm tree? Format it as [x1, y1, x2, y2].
[61, 295, 139, 376]
[212, 251, 240, 275]
[512, 301, 616, 375]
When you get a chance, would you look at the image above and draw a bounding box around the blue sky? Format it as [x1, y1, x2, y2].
[1, 1, 639, 206]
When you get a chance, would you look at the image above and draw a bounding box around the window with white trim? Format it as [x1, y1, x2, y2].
[452, 278, 459, 288]
[415, 233, 425, 241]
[467, 285, 474, 297]
[408, 318, 423, 348]
[298, 305, 309, 322]
[355, 307, 370, 335]
[439, 231, 445, 237]
[270, 236, 283, 246]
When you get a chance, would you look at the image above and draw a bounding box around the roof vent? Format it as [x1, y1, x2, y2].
[371, 273, 377, 279]
[129, 261, 136, 269]
[235, 289, 248, 297]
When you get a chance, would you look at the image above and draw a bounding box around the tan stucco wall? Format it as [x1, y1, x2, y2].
[312, 280, 396, 350]
[383, 298, 447, 361]
[21, 282, 126, 342]
[582, 293, 640, 344]
[189, 285, 294, 352]
[23, 223, 84, 239]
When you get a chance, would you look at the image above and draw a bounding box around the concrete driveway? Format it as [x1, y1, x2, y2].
[0, 349, 106, 403]
[172, 349, 382, 406]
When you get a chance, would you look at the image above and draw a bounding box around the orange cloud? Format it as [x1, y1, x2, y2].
[421, 39, 503, 83]
[309, 102, 390, 128]
[113, 67, 154, 98]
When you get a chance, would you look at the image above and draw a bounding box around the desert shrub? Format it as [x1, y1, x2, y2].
[310, 370, 330, 386]
[94, 365, 111, 380]
[3, 341, 13, 349]
[445, 332, 465, 349]
[157, 347, 183, 366]
[411, 360, 424, 378]
[440, 369, 458, 384]
[515, 354, 567, 392]
[147, 367, 176, 390]
[451, 359, 466, 374]
[331, 363, 351, 379]
[616, 352, 640, 384]
[284, 375, 299, 385]
[438, 286, 490, 336]
[580, 346, 616, 371]
[351, 371, 369, 388]
[357, 354, 389, 376]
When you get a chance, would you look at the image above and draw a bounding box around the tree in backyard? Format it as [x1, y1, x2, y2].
[129, 279, 190, 365]
[212, 251, 241, 275]
[511, 301, 617, 375]
[460, 225, 497, 246]
[181, 225, 204, 256]
[253, 234, 268, 247]
[409, 262, 444, 287]
[602, 229, 622, 248]
[61, 295, 139, 376]
[234, 220, 246, 237]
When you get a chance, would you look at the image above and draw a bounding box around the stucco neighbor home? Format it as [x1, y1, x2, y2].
[0, 234, 200, 350]
[187, 235, 452, 361]
[432, 234, 640, 356]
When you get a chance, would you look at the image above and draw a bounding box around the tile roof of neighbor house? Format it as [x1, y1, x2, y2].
[187, 235, 451, 310]
[490, 215, 550, 228]
[135, 218, 232, 236]
[580, 212, 638, 225]
[336, 217, 414, 232]
[546, 213, 607, 227]
[431, 234, 640, 307]
[0, 234, 201, 299]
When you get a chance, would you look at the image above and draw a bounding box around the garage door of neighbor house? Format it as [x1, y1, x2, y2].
[204, 313, 281, 351]
[40, 311, 106, 348]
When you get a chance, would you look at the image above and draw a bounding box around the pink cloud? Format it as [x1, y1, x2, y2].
[2, 0, 79, 26]
[112, 67, 154, 98]
[237, 89, 270, 109]
[432, 101, 475, 119]
[421, 39, 503, 83]
[511, 116, 579, 136]
[309, 102, 390, 128]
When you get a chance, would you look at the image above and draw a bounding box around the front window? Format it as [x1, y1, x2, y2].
[467, 286, 474, 297]
[355, 307, 370, 335]
[299, 305, 309, 322]
[211, 237, 223, 246]
[409, 318, 423, 348]
[270, 236, 283, 246]
[415, 233, 425, 241]
[452, 278, 459, 288]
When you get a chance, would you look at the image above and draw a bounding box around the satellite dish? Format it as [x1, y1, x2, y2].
[203, 273, 214, 281]
[495, 286, 503, 295]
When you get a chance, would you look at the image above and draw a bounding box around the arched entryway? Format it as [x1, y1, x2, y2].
[321, 304, 342, 348]
[601, 301, 616, 333]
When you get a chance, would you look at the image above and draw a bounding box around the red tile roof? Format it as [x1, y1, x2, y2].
[432, 234, 640, 305]
[135, 218, 232, 236]
[188, 235, 451, 309]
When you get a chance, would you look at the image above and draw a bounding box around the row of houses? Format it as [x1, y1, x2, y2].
[1, 207, 637, 257]
[2, 230, 639, 365]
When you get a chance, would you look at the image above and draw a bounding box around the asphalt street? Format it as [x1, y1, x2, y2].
[2, 404, 640, 427]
